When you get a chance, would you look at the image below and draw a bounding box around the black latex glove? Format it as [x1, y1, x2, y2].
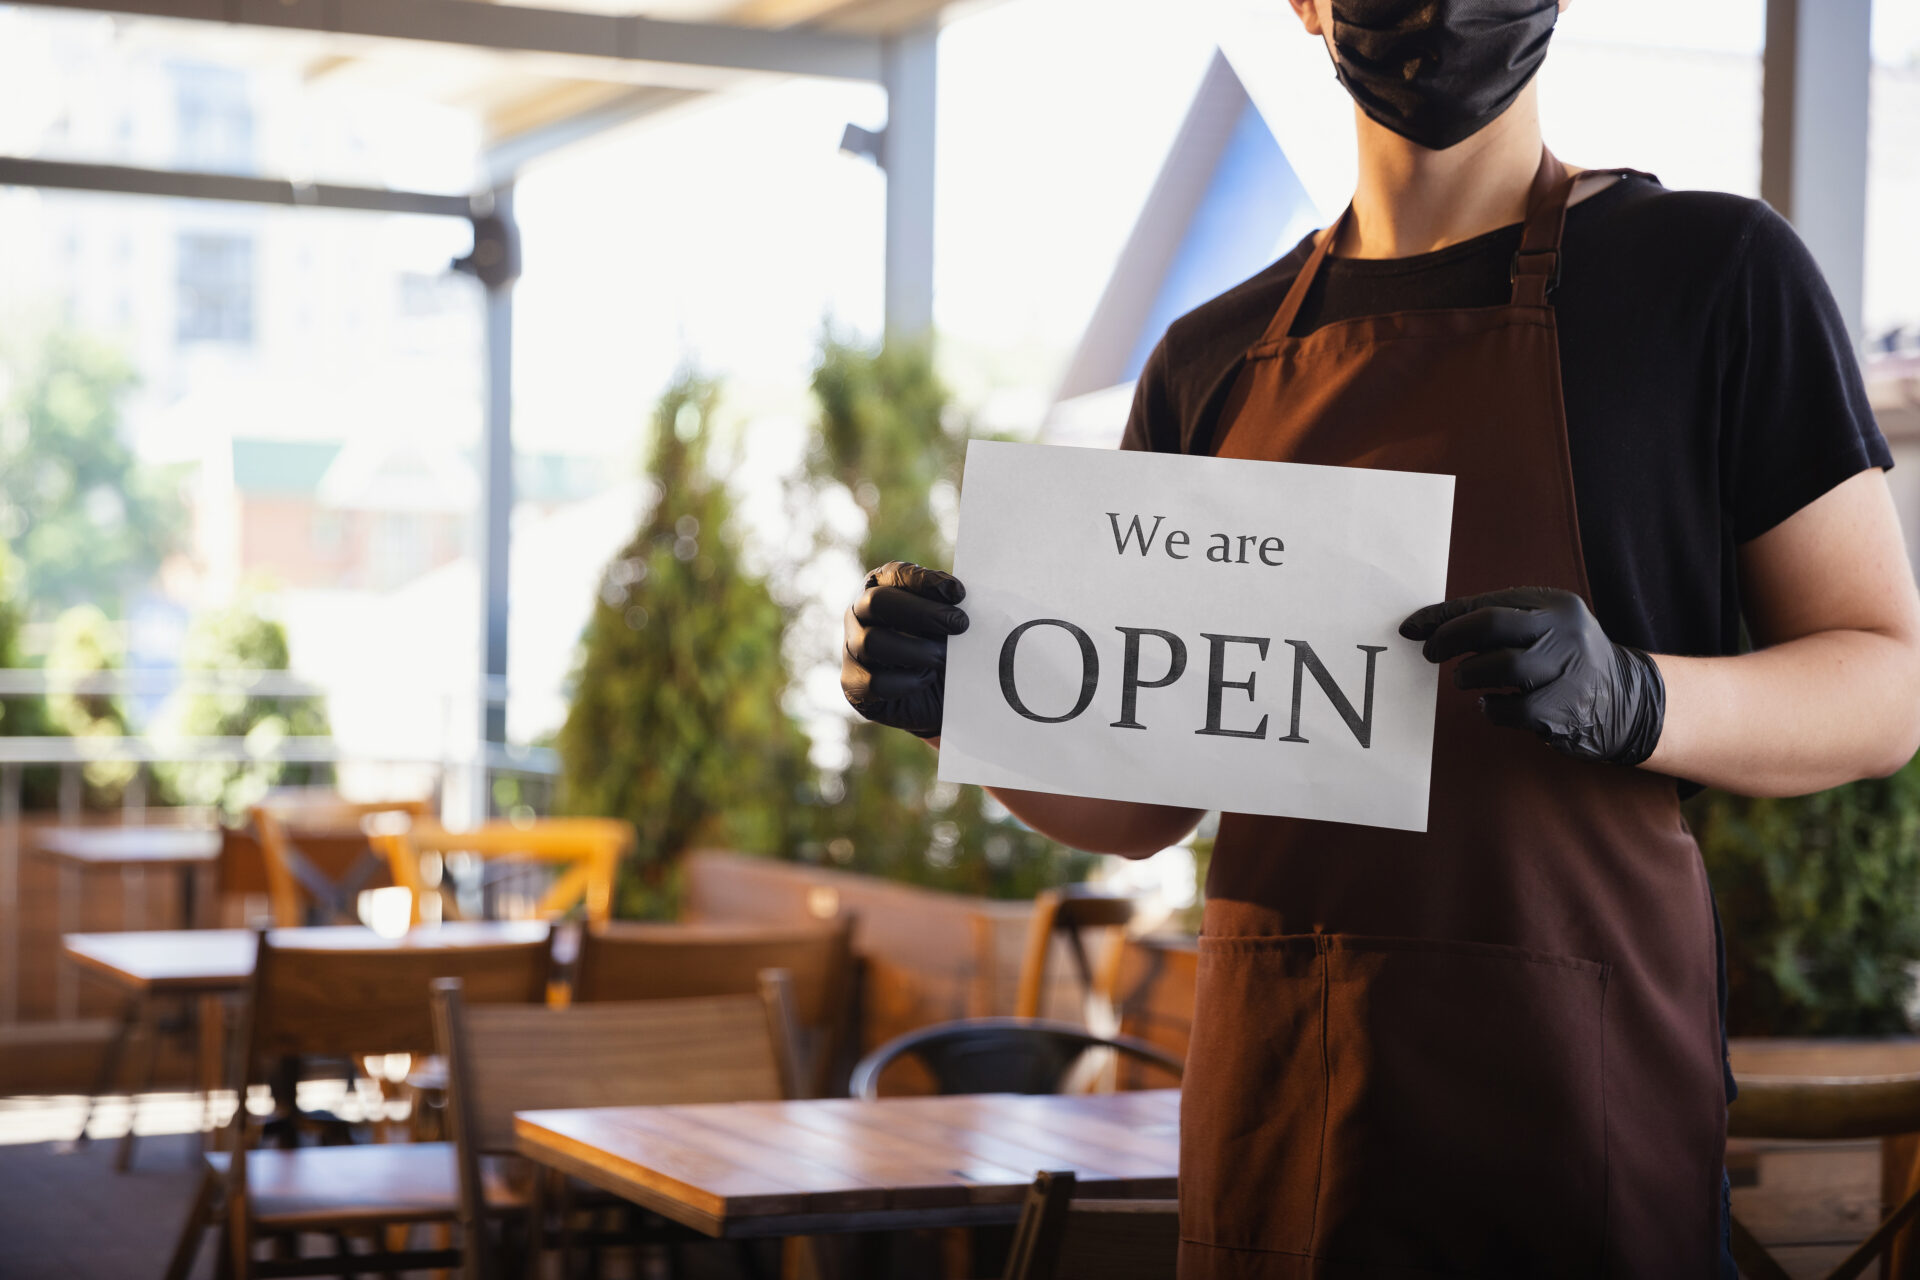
[841, 561, 969, 739]
[1399, 586, 1665, 766]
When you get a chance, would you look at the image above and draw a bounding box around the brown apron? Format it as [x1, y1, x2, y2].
[1181, 151, 1727, 1279]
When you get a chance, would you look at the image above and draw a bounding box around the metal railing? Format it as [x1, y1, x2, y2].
[0, 667, 562, 1027]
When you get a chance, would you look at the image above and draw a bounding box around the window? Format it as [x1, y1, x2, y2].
[171, 62, 254, 173]
[176, 232, 254, 344]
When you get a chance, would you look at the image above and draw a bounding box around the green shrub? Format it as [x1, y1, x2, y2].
[1689, 756, 1920, 1037]
[556, 371, 815, 918]
[45, 603, 135, 804]
[151, 596, 332, 818]
[0, 329, 183, 614]
[0, 544, 58, 807]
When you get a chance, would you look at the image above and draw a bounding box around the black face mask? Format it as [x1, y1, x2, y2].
[1328, 0, 1559, 151]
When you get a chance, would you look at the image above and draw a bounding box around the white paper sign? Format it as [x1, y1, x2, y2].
[937, 441, 1455, 832]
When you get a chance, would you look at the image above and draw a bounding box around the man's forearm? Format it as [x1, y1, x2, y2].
[984, 787, 1205, 857]
[1645, 630, 1920, 796]
[924, 736, 1203, 856]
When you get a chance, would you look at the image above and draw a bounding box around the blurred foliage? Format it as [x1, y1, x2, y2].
[152, 595, 332, 819]
[1177, 834, 1212, 935]
[557, 372, 815, 919]
[0, 330, 184, 615]
[803, 335, 1092, 899]
[46, 604, 136, 804]
[0, 543, 58, 807]
[1690, 755, 1920, 1037]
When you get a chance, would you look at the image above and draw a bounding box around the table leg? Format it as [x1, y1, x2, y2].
[116, 994, 160, 1173]
[57, 862, 79, 1022]
[180, 863, 200, 931]
[69, 994, 140, 1148]
[196, 993, 225, 1156]
[124, 864, 147, 932]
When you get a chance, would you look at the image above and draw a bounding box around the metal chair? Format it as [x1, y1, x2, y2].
[1003, 1170, 1178, 1280]
[850, 1017, 1183, 1099]
[1728, 1072, 1920, 1280]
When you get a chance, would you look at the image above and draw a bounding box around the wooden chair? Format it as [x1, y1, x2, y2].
[1002, 1170, 1179, 1280]
[250, 794, 432, 927]
[165, 928, 553, 1280]
[1728, 1073, 1920, 1280]
[431, 970, 801, 1280]
[374, 818, 633, 927]
[217, 824, 272, 925]
[850, 1018, 1184, 1100]
[1014, 888, 1143, 1022]
[573, 917, 854, 1098]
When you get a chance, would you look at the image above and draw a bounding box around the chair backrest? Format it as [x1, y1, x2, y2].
[251, 795, 431, 927]
[217, 825, 271, 898]
[1106, 937, 1196, 1089]
[433, 970, 797, 1279]
[1014, 889, 1141, 1021]
[221, 927, 552, 1238]
[434, 972, 794, 1153]
[572, 918, 854, 1097]
[1003, 1171, 1179, 1280]
[1725, 1073, 1920, 1280]
[243, 928, 553, 1069]
[375, 818, 632, 927]
[850, 1017, 1184, 1100]
[1729, 1073, 1920, 1142]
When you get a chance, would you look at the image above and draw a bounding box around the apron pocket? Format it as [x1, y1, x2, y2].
[1315, 935, 1610, 1276]
[1182, 934, 1609, 1273]
[1183, 934, 1327, 1256]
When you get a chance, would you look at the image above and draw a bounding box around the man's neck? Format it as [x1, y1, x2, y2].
[1337, 88, 1551, 260]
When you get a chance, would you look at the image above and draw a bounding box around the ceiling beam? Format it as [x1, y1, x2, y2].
[482, 83, 705, 185]
[16, 0, 883, 81]
[0, 156, 476, 217]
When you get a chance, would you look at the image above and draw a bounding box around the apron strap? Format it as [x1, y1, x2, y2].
[1260, 149, 1656, 338]
[1261, 204, 1349, 345]
[1511, 152, 1654, 306]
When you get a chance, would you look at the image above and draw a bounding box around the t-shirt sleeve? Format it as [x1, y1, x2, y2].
[1120, 337, 1182, 454]
[1720, 203, 1892, 543]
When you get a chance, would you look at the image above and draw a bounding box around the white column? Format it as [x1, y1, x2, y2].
[882, 24, 938, 341]
[1761, 0, 1872, 343]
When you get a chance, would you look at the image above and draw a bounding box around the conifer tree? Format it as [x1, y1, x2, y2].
[806, 337, 1090, 898]
[557, 372, 813, 917]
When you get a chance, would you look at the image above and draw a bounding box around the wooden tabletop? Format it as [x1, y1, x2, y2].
[515, 1088, 1180, 1238]
[63, 921, 552, 994]
[34, 825, 222, 867]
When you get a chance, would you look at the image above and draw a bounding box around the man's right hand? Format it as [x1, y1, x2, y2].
[841, 561, 969, 739]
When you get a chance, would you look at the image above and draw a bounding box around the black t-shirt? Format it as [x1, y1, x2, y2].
[1121, 175, 1891, 662]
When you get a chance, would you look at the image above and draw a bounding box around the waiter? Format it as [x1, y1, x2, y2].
[839, 0, 1920, 1274]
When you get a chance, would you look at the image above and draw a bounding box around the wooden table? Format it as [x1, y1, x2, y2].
[35, 825, 222, 1019]
[63, 921, 551, 1170]
[515, 1088, 1179, 1239]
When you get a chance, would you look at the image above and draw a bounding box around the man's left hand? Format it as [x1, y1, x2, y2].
[1400, 586, 1665, 766]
